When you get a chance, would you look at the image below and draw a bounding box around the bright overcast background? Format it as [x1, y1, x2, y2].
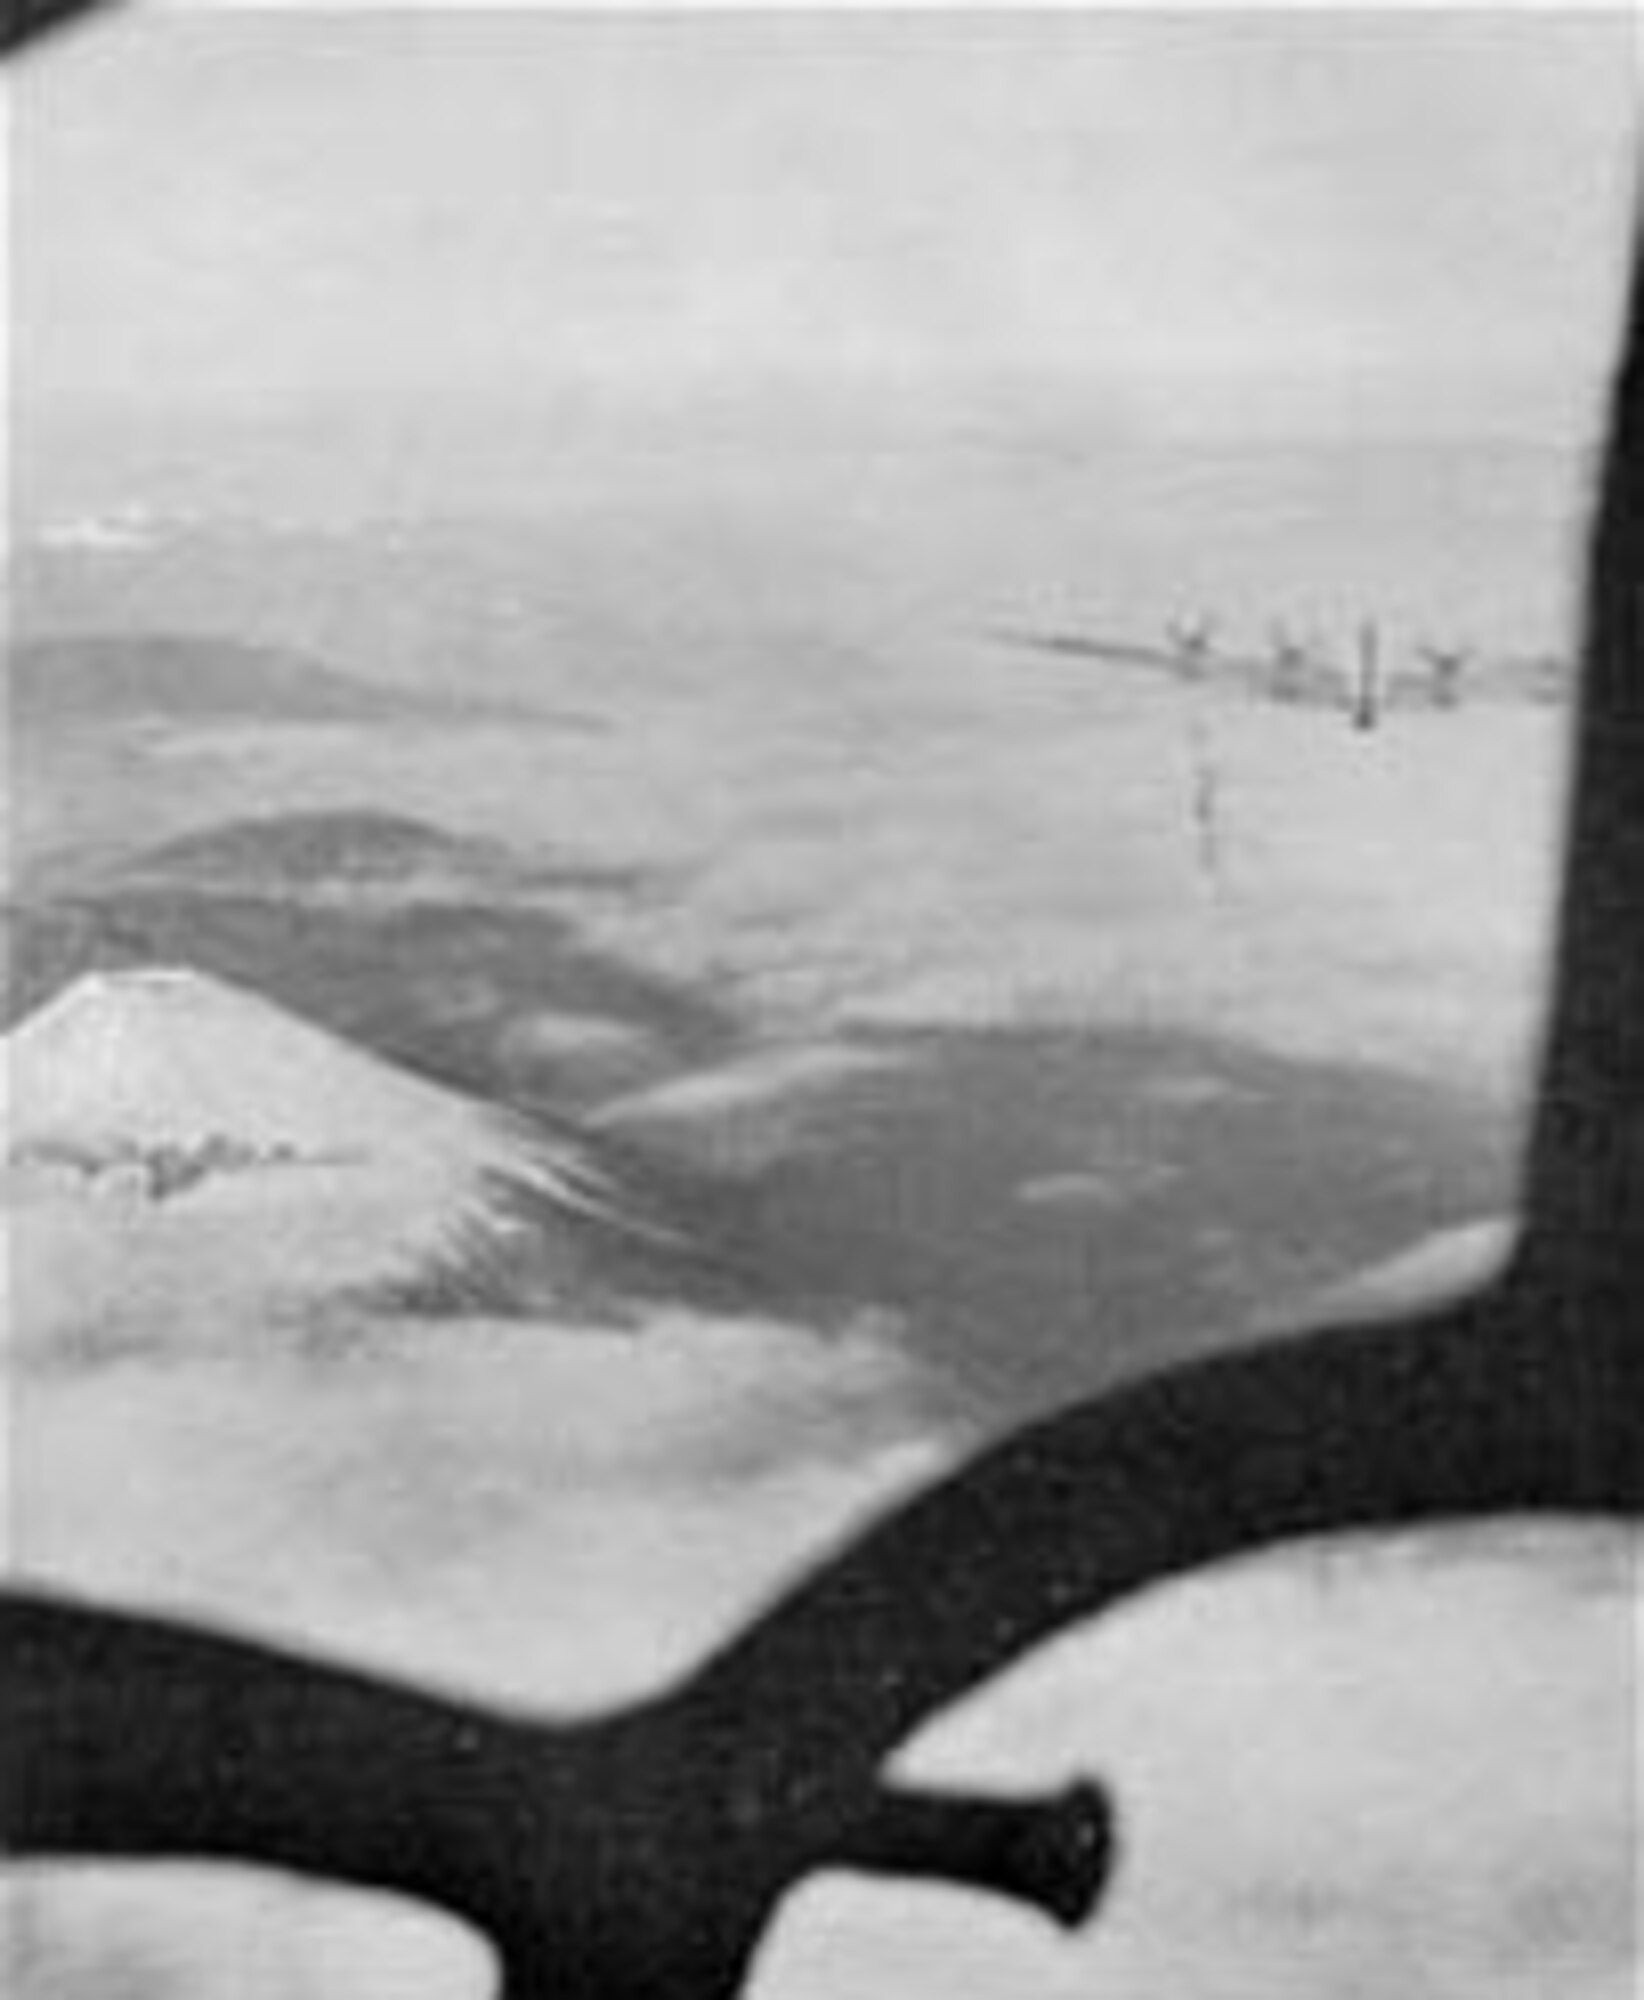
[12, 6, 1639, 447]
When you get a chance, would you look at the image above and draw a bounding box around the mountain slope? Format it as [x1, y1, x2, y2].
[7, 634, 417, 730]
[5, 633, 553, 734]
[2, 967, 686, 1346]
[99, 810, 640, 908]
[120, 811, 528, 895]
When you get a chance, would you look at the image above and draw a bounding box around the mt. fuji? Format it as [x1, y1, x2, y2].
[2, 968, 685, 1348]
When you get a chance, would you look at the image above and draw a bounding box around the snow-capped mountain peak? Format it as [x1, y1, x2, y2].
[2, 968, 673, 1336]
[8, 967, 528, 1169]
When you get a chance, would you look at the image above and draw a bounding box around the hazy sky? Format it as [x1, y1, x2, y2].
[13, 8, 1641, 443]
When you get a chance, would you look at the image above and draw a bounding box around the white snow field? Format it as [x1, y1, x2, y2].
[3, 967, 580, 1176]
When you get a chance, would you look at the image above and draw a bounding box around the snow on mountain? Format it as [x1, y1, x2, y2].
[1, 967, 671, 1345]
